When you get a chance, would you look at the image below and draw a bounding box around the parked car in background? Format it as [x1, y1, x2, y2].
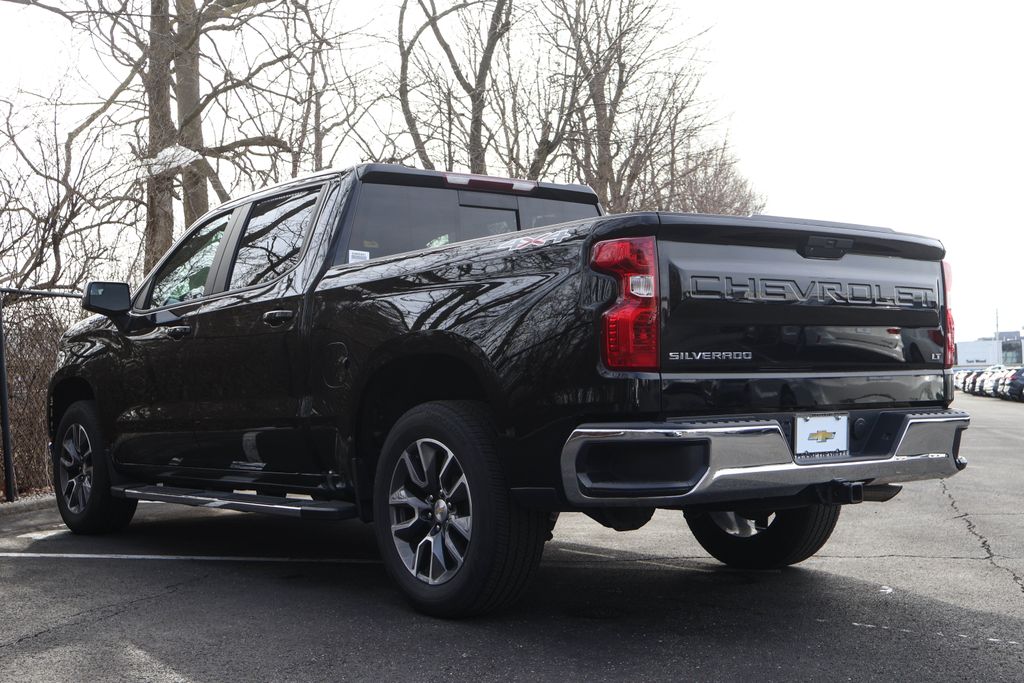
[994, 368, 1009, 398]
[988, 368, 1006, 397]
[975, 366, 1005, 395]
[966, 369, 984, 394]
[984, 367, 1009, 396]
[953, 369, 974, 391]
[997, 367, 1023, 399]
[954, 365, 1024, 401]
[969, 368, 989, 394]
[1008, 370, 1024, 401]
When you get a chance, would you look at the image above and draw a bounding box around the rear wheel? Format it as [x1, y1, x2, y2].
[684, 503, 840, 569]
[53, 400, 137, 534]
[373, 401, 548, 617]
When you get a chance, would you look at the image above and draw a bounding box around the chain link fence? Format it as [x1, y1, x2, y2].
[0, 295, 81, 497]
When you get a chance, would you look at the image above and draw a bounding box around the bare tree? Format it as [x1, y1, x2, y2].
[669, 143, 765, 215]
[396, 0, 512, 173]
[2, 0, 350, 270]
[0, 97, 142, 292]
[541, 0, 707, 212]
[2, 0, 764, 288]
[488, 7, 583, 180]
[211, 3, 377, 187]
[420, 0, 761, 215]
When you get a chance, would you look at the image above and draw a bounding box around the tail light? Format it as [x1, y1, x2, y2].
[591, 236, 658, 371]
[942, 261, 955, 368]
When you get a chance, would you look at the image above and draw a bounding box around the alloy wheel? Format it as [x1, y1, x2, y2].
[58, 423, 94, 514]
[387, 438, 473, 585]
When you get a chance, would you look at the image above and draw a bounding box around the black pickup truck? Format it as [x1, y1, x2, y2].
[49, 164, 969, 616]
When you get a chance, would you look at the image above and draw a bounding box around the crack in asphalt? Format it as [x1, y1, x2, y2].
[940, 479, 1024, 596]
[0, 574, 206, 651]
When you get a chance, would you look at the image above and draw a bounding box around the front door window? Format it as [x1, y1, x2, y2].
[148, 214, 231, 308]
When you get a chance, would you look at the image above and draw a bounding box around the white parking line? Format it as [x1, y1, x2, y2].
[555, 547, 718, 572]
[558, 547, 616, 559]
[0, 552, 381, 564]
[16, 529, 67, 541]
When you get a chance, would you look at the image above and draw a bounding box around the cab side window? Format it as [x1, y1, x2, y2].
[147, 213, 231, 309]
[227, 187, 321, 290]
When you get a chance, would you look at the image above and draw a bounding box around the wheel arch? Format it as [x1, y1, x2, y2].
[350, 332, 505, 520]
[48, 375, 96, 442]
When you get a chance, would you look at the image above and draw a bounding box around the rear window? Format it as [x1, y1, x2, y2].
[342, 184, 598, 263]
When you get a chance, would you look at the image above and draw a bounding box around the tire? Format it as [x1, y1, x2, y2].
[684, 503, 840, 569]
[53, 400, 137, 534]
[373, 401, 548, 617]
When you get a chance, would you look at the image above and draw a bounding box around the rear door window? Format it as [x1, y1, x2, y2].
[227, 186, 321, 290]
[343, 184, 598, 263]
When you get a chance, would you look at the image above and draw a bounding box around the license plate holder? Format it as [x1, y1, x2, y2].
[794, 413, 850, 463]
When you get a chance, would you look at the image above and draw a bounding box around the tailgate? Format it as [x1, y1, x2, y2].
[657, 214, 950, 411]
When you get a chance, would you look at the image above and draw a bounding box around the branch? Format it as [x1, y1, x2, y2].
[418, 0, 474, 96]
[196, 157, 231, 202]
[0, 0, 79, 23]
[202, 135, 292, 156]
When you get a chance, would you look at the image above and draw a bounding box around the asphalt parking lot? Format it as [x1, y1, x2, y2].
[1, 392, 1021, 681]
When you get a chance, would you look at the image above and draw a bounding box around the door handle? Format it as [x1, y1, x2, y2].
[262, 309, 295, 327]
[165, 325, 191, 340]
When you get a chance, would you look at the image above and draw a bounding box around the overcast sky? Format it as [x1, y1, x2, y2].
[1, 0, 1021, 341]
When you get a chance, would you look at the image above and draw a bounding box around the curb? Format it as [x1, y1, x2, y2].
[0, 494, 54, 518]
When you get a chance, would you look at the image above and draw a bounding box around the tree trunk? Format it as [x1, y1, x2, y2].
[175, 0, 208, 228]
[466, 0, 509, 175]
[313, 90, 324, 171]
[588, 68, 616, 209]
[143, 0, 176, 274]
[467, 90, 487, 175]
[398, 0, 435, 171]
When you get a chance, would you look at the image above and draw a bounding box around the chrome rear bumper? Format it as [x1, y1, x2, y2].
[560, 409, 970, 507]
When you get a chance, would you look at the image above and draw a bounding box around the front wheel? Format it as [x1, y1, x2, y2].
[53, 400, 137, 534]
[373, 401, 548, 617]
[684, 503, 840, 569]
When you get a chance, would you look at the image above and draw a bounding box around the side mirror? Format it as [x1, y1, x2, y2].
[82, 281, 131, 317]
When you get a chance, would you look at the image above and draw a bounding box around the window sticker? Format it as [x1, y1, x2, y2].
[348, 249, 370, 263]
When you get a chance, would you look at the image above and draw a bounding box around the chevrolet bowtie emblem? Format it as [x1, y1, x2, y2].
[809, 430, 836, 443]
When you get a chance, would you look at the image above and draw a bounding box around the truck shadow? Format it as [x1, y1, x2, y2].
[9, 504, 1024, 680]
